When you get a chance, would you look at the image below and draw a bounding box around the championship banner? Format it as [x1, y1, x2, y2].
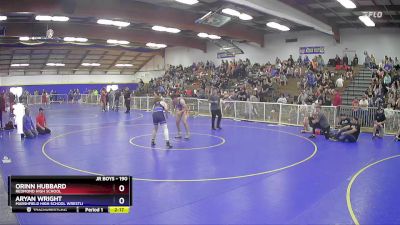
[217, 51, 235, 59]
[299, 46, 325, 54]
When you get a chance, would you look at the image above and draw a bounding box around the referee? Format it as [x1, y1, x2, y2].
[209, 89, 222, 130]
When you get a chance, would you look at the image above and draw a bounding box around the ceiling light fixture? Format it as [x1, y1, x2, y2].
[115, 64, 133, 67]
[222, 8, 253, 21]
[35, 15, 69, 21]
[46, 63, 65, 67]
[208, 34, 221, 39]
[336, 0, 356, 9]
[11, 64, 29, 67]
[146, 42, 167, 49]
[266, 22, 290, 31]
[19, 37, 30, 41]
[197, 33, 222, 40]
[64, 37, 88, 42]
[222, 8, 241, 17]
[107, 39, 130, 45]
[152, 25, 180, 33]
[175, 0, 199, 5]
[97, 19, 130, 27]
[0, 16, 7, 21]
[359, 15, 375, 27]
[197, 33, 209, 38]
[82, 63, 101, 67]
[239, 13, 253, 21]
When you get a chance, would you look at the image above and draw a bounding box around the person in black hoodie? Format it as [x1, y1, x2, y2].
[123, 87, 131, 113]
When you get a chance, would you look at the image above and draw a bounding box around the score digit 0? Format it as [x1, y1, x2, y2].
[118, 185, 125, 192]
[119, 197, 125, 205]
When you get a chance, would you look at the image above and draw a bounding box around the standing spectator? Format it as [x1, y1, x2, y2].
[372, 106, 386, 139]
[343, 54, 349, 66]
[100, 88, 107, 112]
[36, 108, 51, 135]
[114, 89, 121, 112]
[0, 93, 3, 129]
[352, 53, 358, 66]
[335, 76, 344, 88]
[288, 55, 294, 67]
[123, 87, 131, 113]
[332, 90, 342, 107]
[23, 108, 37, 139]
[209, 89, 222, 130]
[42, 90, 48, 107]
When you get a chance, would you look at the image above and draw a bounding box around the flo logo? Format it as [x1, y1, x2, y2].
[363, 11, 383, 18]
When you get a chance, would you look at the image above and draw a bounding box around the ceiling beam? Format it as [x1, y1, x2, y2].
[0, 0, 264, 47]
[3, 23, 207, 51]
[0, 0, 264, 48]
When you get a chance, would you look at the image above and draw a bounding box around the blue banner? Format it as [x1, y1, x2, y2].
[299, 46, 325, 54]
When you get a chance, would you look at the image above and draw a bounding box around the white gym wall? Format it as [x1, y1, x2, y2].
[165, 28, 400, 66]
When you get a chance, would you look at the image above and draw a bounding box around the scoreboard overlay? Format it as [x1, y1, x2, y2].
[8, 176, 132, 213]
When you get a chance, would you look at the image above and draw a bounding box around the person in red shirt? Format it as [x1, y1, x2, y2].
[36, 108, 51, 135]
[332, 90, 342, 107]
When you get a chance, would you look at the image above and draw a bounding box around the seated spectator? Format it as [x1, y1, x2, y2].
[330, 117, 360, 142]
[36, 108, 51, 135]
[335, 76, 344, 88]
[383, 72, 392, 86]
[297, 90, 308, 105]
[277, 94, 287, 104]
[23, 108, 37, 139]
[337, 114, 352, 129]
[372, 106, 386, 139]
[359, 95, 369, 110]
[395, 127, 400, 141]
[279, 73, 287, 86]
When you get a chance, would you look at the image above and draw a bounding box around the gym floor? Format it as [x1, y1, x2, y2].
[1, 104, 399, 225]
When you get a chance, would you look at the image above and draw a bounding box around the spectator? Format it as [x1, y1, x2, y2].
[308, 105, 331, 139]
[352, 54, 358, 66]
[277, 94, 287, 104]
[359, 95, 369, 110]
[209, 89, 222, 130]
[124, 87, 131, 113]
[297, 90, 308, 104]
[23, 108, 37, 139]
[335, 76, 344, 88]
[343, 54, 349, 66]
[332, 91, 342, 107]
[0, 93, 3, 129]
[114, 89, 121, 112]
[331, 117, 361, 142]
[36, 108, 51, 135]
[383, 72, 392, 86]
[372, 106, 386, 138]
